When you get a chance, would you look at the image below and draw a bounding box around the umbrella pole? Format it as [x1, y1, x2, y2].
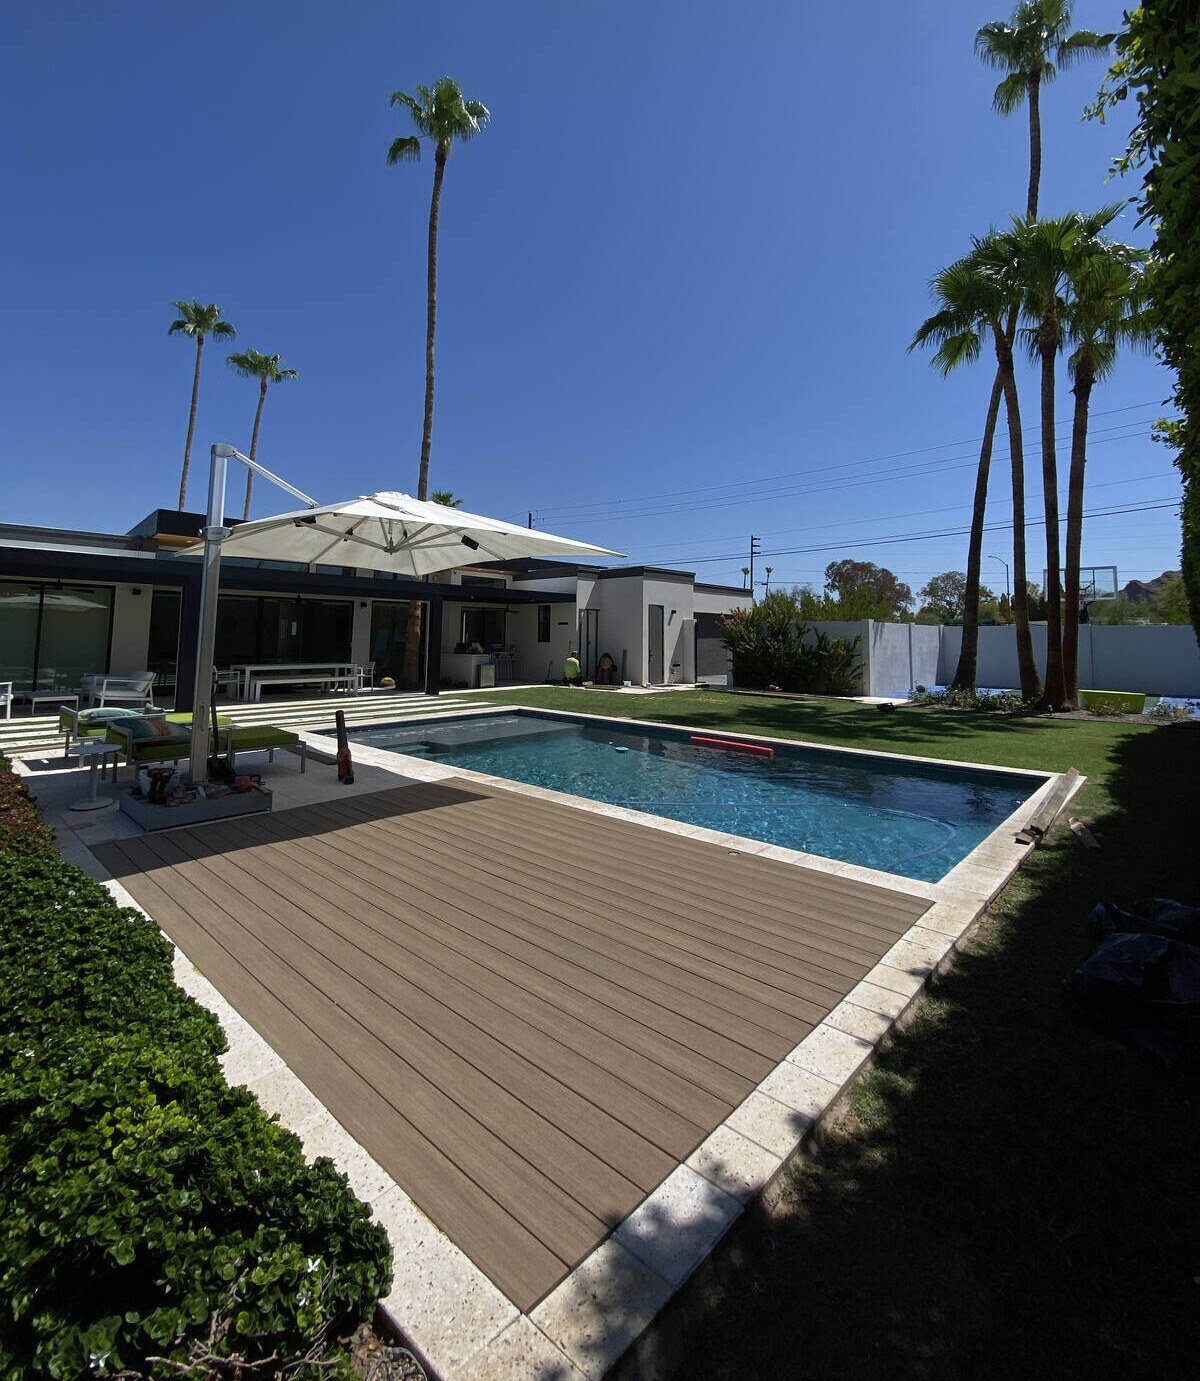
[186, 445, 234, 784]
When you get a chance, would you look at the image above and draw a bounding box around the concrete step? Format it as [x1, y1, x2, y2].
[0, 696, 476, 757]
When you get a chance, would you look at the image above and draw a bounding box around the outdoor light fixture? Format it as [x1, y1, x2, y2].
[460, 535, 480, 550]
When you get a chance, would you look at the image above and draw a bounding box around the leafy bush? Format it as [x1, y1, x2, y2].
[721, 593, 863, 695]
[0, 759, 392, 1378]
[909, 685, 1027, 712]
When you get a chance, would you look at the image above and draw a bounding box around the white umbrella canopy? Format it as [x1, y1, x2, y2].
[179, 492, 622, 574]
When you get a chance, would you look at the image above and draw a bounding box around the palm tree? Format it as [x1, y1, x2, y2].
[388, 77, 490, 686]
[226, 350, 299, 520]
[430, 489, 463, 507]
[1006, 207, 1121, 709]
[976, 1, 1113, 221]
[169, 301, 235, 510]
[941, 4, 1111, 693]
[1060, 244, 1150, 702]
[910, 237, 1042, 701]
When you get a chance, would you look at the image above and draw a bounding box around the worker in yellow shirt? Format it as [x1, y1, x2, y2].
[563, 651, 583, 686]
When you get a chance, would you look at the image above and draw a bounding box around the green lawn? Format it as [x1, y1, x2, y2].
[476, 688, 1200, 1379]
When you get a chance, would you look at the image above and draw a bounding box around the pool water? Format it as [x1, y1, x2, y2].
[349, 713, 1040, 883]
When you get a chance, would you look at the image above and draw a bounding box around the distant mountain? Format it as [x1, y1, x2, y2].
[1121, 571, 1181, 605]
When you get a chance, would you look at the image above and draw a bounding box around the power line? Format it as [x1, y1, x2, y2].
[526, 398, 1166, 520]
[626, 497, 1182, 568]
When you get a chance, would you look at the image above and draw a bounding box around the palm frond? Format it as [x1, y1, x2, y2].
[1055, 29, 1114, 67]
[992, 70, 1030, 114]
[168, 300, 233, 338]
[227, 348, 297, 384]
[387, 135, 422, 165]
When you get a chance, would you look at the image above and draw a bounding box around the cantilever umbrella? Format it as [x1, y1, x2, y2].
[204, 490, 622, 575]
[176, 454, 622, 783]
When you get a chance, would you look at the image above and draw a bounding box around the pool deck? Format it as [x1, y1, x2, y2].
[19, 705, 1081, 1380]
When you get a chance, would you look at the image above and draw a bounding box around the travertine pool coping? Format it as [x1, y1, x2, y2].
[49, 704, 1083, 1381]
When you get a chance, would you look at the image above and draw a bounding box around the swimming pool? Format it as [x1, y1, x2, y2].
[348, 711, 1043, 883]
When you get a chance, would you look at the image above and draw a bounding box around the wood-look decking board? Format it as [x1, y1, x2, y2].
[94, 778, 930, 1311]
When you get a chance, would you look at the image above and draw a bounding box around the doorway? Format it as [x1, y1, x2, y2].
[647, 604, 664, 684]
[579, 607, 599, 679]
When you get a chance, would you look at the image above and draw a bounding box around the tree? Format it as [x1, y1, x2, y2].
[168, 301, 235, 510]
[389, 77, 490, 687]
[922, 3, 1111, 692]
[1061, 242, 1150, 701]
[976, 0, 1113, 222]
[910, 235, 1041, 700]
[916, 571, 999, 623]
[1150, 574, 1191, 624]
[1090, 2, 1200, 645]
[822, 560, 912, 619]
[225, 351, 299, 520]
[430, 489, 463, 507]
[1004, 207, 1123, 708]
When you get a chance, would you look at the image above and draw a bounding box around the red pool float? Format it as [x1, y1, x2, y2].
[689, 735, 775, 758]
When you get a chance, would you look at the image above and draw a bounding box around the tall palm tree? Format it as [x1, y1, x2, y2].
[388, 77, 490, 687]
[1060, 245, 1150, 702]
[910, 237, 1042, 700]
[226, 350, 299, 520]
[941, 4, 1111, 692]
[976, 0, 1113, 221]
[1006, 207, 1121, 709]
[169, 301, 235, 510]
[430, 489, 463, 507]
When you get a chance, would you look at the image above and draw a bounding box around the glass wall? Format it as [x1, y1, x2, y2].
[369, 600, 425, 689]
[147, 589, 182, 698]
[213, 595, 353, 668]
[0, 581, 113, 695]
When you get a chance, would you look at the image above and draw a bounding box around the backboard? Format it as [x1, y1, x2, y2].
[1043, 565, 1119, 601]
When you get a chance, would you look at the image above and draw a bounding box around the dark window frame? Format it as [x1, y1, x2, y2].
[537, 605, 551, 643]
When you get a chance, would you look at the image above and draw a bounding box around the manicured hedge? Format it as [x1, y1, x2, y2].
[0, 761, 392, 1378]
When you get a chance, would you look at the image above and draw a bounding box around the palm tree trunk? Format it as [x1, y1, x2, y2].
[403, 142, 448, 691]
[242, 380, 268, 521]
[999, 357, 1041, 702]
[1038, 328, 1066, 709]
[1062, 359, 1094, 707]
[178, 332, 205, 510]
[951, 370, 1004, 691]
[1026, 68, 1042, 220]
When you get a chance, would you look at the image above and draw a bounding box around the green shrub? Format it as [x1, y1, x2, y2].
[909, 685, 1028, 712]
[0, 760, 392, 1378]
[721, 594, 863, 695]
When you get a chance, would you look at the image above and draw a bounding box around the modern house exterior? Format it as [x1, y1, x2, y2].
[0, 508, 750, 708]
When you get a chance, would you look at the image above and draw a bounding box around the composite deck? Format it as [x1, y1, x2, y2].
[94, 779, 931, 1311]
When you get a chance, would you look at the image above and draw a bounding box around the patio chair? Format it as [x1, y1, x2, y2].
[60, 704, 163, 753]
[81, 672, 157, 709]
[0, 682, 11, 719]
[104, 714, 306, 779]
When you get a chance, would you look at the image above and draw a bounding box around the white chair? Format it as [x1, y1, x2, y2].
[0, 682, 12, 719]
[80, 673, 157, 709]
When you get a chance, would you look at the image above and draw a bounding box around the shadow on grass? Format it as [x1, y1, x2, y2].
[631, 722, 1200, 1381]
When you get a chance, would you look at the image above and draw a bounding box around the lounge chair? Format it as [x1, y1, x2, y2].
[60, 704, 163, 753]
[103, 715, 306, 779]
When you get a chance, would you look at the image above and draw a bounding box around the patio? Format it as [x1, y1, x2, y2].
[19, 703, 1069, 1379]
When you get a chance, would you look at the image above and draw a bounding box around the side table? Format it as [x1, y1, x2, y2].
[66, 740, 119, 811]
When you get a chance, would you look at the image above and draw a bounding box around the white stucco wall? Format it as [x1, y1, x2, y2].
[108, 584, 154, 675]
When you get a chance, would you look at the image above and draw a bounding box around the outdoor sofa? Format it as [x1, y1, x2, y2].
[103, 715, 306, 779]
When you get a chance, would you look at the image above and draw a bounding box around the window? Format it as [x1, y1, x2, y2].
[460, 606, 506, 648]
[537, 605, 551, 643]
[459, 574, 507, 588]
[0, 581, 113, 695]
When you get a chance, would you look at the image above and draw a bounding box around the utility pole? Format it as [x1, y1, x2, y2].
[749, 535, 761, 599]
[527, 511, 534, 528]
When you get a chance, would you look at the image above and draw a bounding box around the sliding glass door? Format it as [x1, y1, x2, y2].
[0, 581, 113, 695]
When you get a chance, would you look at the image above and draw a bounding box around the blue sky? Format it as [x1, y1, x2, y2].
[1, 0, 1181, 595]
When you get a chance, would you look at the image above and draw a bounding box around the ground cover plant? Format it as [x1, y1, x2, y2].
[482, 687, 1200, 1378]
[0, 758, 392, 1379]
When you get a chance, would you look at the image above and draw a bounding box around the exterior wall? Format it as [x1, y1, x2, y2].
[938, 622, 1200, 696]
[866, 622, 941, 696]
[589, 576, 645, 684]
[108, 584, 154, 675]
[693, 588, 752, 616]
[640, 575, 694, 684]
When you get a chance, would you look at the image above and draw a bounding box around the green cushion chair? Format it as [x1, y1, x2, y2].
[104, 717, 306, 778]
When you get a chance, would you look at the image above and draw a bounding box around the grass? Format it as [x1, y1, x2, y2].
[479, 688, 1200, 1379]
